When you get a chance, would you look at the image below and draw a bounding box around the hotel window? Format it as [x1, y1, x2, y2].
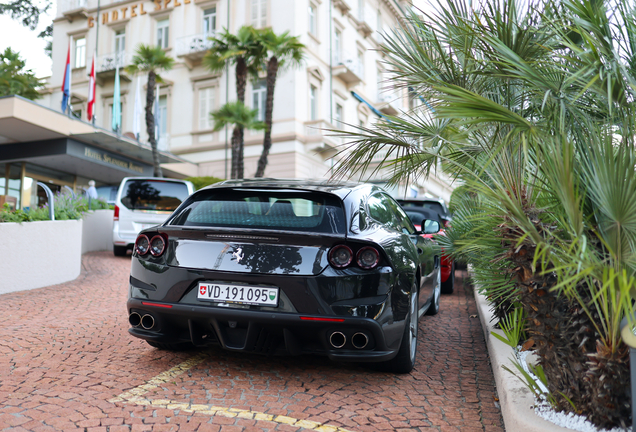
[203, 7, 216, 36]
[358, 0, 364, 21]
[251, 0, 267, 28]
[309, 84, 317, 120]
[333, 28, 342, 64]
[199, 86, 215, 130]
[357, 49, 365, 79]
[75, 37, 86, 68]
[157, 95, 168, 138]
[252, 79, 267, 122]
[157, 19, 169, 49]
[376, 9, 382, 34]
[335, 103, 343, 126]
[308, 3, 317, 36]
[115, 30, 125, 55]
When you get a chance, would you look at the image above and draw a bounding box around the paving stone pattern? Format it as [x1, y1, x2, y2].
[0, 252, 504, 431]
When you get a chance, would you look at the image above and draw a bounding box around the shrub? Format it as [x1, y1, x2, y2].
[185, 176, 224, 190]
[0, 193, 111, 223]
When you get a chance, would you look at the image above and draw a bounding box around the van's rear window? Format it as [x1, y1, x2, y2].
[121, 180, 190, 211]
[168, 189, 346, 234]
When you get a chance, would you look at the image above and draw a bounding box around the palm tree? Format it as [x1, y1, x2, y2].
[125, 44, 174, 177]
[210, 102, 265, 178]
[254, 29, 305, 178]
[203, 26, 267, 178]
[0, 47, 42, 99]
[331, 0, 634, 428]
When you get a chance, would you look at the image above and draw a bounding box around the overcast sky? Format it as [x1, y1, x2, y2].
[1, 0, 430, 79]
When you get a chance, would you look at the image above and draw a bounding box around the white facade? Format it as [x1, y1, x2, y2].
[45, 0, 453, 201]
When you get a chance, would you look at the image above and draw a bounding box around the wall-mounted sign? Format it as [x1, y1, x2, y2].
[87, 0, 191, 28]
[68, 141, 152, 175]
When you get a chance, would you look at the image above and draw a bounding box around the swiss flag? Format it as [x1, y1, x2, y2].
[87, 55, 96, 121]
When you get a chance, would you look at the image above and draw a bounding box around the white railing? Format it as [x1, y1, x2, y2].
[97, 52, 131, 73]
[332, 50, 364, 79]
[304, 120, 343, 146]
[175, 33, 215, 57]
[60, 0, 87, 13]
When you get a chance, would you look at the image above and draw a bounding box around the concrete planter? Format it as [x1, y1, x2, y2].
[0, 219, 83, 294]
[82, 209, 114, 254]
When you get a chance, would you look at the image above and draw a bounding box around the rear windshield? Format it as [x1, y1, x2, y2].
[120, 179, 190, 211]
[399, 200, 447, 217]
[169, 189, 346, 234]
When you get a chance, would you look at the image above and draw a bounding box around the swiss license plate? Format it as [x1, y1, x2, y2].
[197, 283, 279, 307]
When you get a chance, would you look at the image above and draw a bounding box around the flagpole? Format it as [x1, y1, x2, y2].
[67, 35, 73, 117]
[93, 0, 100, 125]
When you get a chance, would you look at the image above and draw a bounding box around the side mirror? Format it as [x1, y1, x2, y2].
[422, 219, 440, 235]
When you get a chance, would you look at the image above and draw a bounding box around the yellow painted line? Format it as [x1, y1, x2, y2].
[109, 352, 355, 432]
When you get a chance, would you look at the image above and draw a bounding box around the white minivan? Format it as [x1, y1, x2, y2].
[112, 177, 195, 256]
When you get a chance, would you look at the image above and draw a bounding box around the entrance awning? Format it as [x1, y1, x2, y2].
[0, 95, 189, 183]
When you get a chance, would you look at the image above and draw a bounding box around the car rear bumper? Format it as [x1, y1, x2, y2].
[127, 298, 400, 362]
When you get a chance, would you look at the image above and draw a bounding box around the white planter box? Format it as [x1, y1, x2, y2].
[82, 209, 114, 254]
[0, 219, 83, 294]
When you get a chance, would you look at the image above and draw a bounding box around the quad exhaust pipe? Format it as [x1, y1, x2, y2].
[129, 312, 141, 327]
[351, 332, 369, 349]
[329, 331, 346, 348]
[129, 312, 155, 330]
[141, 314, 155, 330]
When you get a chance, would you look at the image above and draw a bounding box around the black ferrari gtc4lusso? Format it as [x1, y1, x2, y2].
[127, 179, 441, 373]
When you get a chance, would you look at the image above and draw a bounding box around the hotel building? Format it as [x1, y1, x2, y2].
[2, 0, 453, 209]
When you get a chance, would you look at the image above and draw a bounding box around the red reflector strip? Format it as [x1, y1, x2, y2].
[299, 316, 345, 322]
[141, 302, 173, 308]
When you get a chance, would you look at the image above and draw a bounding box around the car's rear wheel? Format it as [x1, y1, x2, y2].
[383, 285, 418, 374]
[146, 341, 194, 351]
[113, 245, 128, 256]
[441, 262, 455, 294]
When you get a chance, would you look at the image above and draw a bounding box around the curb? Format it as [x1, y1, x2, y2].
[474, 289, 573, 432]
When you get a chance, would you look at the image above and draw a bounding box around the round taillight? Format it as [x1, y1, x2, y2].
[149, 235, 166, 257]
[329, 245, 353, 268]
[357, 246, 380, 269]
[135, 234, 150, 255]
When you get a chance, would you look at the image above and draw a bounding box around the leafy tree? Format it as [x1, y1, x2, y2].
[203, 26, 267, 178]
[210, 102, 264, 178]
[0, 48, 43, 99]
[125, 45, 175, 177]
[253, 29, 304, 178]
[0, 0, 53, 54]
[332, 0, 635, 428]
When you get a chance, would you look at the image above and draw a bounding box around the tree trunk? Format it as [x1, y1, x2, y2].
[255, 56, 278, 178]
[233, 57, 247, 179]
[145, 70, 162, 177]
[231, 126, 240, 179]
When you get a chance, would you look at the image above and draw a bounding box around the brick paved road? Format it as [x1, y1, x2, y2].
[0, 252, 503, 432]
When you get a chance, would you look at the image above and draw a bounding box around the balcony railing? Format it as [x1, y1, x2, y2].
[176, 33, 215, 57]
[60, 0, 87, 13]
[97, 52, 131, 73]
[304, 120, 343, 149]
[332, 51, 364, 85]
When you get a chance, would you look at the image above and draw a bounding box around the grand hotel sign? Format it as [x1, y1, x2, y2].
[87, 0, 193, 28]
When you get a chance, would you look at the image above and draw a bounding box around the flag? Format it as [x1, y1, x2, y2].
[112, 66, 121, 132]
[87, 54, 96, 121]
[61, 39, 71, 113]
[132, 76, 143, 139]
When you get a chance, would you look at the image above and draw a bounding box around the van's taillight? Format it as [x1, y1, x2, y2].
[113, 205, 120, 221]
